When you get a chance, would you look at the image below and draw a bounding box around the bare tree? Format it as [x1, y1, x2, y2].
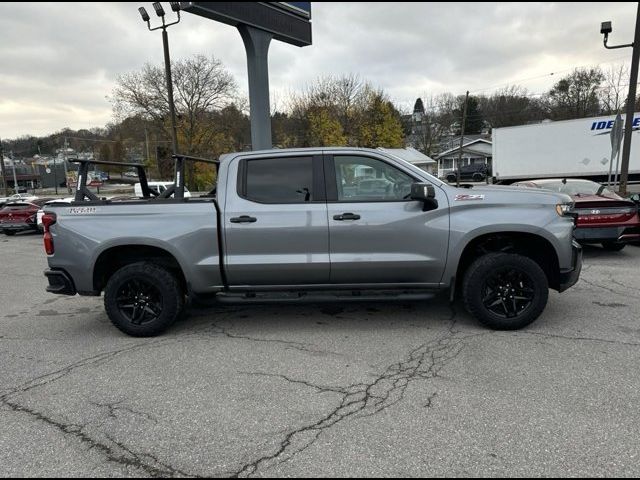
[405, 94, 449, 157]
[600, 63, 629, 115]
[478, 85, 546, 129]
[111, 54, 238, 155]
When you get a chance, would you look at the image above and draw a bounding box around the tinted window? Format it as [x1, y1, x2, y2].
[244, 157, 314, 203]
[334, 156, 414, 201]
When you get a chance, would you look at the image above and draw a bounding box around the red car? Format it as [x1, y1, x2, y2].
[0, 198, 53, 236]
[513, 179, 640, 251]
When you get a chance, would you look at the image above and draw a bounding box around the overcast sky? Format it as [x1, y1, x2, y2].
[0, 2, 637, 139]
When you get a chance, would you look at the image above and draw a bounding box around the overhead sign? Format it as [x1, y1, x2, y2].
[274, 2, 311, 19]
[182, 2, 312, 46]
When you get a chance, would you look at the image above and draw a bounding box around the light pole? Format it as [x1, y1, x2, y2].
[138, 2, 181, 157]
[600, 3, 640, 196]
[10, 151, 18, 194]
[0, 137, 8, 196]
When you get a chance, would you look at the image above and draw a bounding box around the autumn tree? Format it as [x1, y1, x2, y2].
[358, 92, 404, 148]
[307, 107, 347, 146]
[288, 74, 403, 148]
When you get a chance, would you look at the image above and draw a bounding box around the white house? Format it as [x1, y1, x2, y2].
[435, 139, 492, 178]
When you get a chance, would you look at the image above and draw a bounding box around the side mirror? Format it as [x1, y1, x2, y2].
[630, 193, 640, 204]
[410, 183, 438, 211]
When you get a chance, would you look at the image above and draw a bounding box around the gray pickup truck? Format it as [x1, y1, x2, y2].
[42, 147, 582, 336]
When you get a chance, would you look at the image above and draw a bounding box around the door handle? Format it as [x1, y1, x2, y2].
[333, 213, 361, 221]
[230, 215, 257, 223]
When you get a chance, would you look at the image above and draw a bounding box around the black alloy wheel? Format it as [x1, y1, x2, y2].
[462, 252, 548, 330]
[480, 267, 535, 319]
[104, 262, 184, 337]
[115, 278, 164, 326]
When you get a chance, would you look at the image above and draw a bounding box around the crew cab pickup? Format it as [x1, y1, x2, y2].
[42, 148, 582, 336]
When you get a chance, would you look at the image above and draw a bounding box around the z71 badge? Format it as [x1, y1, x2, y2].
[68, 207, 97, 214]
[454, 194, 485, 201]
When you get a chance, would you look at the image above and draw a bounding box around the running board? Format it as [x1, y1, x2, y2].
[213, 290, 437, 305]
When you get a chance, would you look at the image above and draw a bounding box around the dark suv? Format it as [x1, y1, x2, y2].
[446, 163, 489, 183]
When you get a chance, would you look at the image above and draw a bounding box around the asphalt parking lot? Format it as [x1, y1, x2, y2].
[2, 233, 640, 477]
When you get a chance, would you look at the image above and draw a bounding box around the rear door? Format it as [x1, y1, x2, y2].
[223, 153, 330, 286]
[325, 153, 449, 286]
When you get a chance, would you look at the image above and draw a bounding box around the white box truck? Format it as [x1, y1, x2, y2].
[492, 113, 640, 183]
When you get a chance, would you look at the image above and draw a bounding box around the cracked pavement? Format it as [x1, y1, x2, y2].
[2, 234, 640, 477]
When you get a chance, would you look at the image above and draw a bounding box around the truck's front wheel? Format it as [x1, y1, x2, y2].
[462, 253, 548, 330]
[104, 262, 184, 337]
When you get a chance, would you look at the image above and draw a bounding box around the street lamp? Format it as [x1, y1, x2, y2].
[600, 4, 640, 196]
[138, 2, 181, 157]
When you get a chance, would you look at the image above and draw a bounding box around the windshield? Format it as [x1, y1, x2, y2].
[535, 180, 612, 196]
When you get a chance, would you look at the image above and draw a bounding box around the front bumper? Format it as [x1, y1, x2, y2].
[574, 225, 640, 244]
[558, 240, 582, 292]
[0, 223, 36, 233]
[44, 269, 77, 295]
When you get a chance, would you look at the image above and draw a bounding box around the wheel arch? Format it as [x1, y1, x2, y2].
[453, 231, 561, 295]
[93, 244, 187, 294]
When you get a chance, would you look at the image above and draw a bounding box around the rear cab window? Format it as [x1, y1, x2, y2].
[239, 156, 318, 204]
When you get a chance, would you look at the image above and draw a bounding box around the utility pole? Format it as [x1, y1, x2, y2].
[10, 151, 18, 194]
[620, 5, 640, 196]
[456, 91, 469, 188]
[0, 137, 8, 196]
[601, 3, 640, 195]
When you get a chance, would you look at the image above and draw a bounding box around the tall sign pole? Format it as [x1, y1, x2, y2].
[182, 2, 312, 151]
[239, 25, 273, 150]
[601, 2, 640, 195]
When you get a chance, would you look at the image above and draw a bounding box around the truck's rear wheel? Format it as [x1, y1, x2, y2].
[462, 253, 548, 330]
[104, 262, 184, 337]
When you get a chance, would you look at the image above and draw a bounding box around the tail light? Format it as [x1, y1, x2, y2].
[42, 212, 56, 255]
[573, 206, 637, 226]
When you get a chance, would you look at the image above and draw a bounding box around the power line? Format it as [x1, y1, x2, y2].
[467, 54, 630, 95]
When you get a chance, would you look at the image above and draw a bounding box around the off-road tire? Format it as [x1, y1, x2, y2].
[462, 253, 548, 330]
[104, 262, 184, 337]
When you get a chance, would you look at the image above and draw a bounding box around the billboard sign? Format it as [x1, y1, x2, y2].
[181, 2, 312, 46]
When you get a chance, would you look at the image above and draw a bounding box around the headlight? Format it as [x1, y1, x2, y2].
[555, 203, 573, 216]
[556, 203, 578, 226]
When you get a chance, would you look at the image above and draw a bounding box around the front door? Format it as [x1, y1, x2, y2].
[326, 154, 449, 286]
[224, 154, 330, 286]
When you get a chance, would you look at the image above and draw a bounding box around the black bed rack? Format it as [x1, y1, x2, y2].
[71, 154, 220, 202]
